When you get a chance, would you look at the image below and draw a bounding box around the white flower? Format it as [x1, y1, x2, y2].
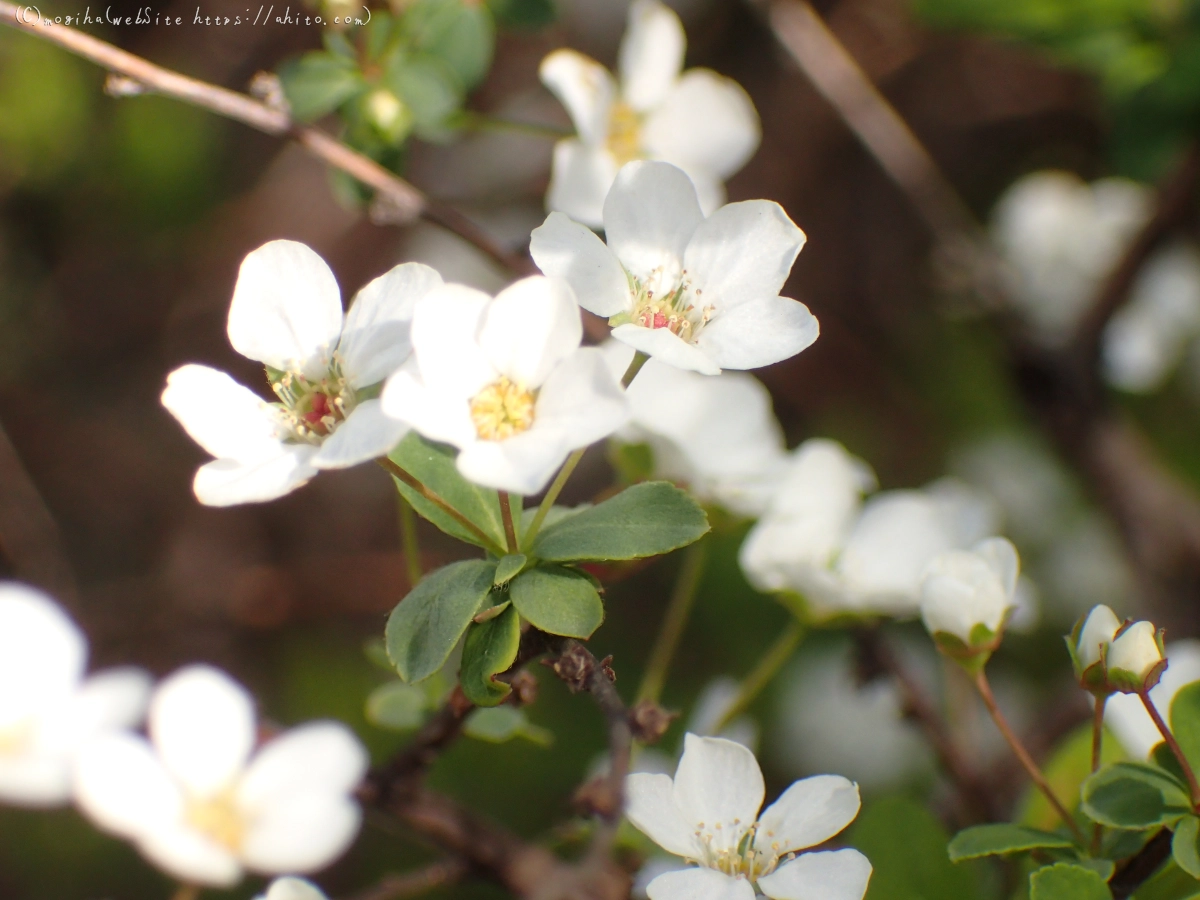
[1075, 604, 1122, 671]
[625, 733, 871, 900]
[163, 240, 441, 506]
[1107, 640, 1200, 757]
[256, 877, 329, 900]
[1107, 620, 1164, 686]
[380, 276, 628, 494]
[603, 342, 788, 516]
[531, 161, 816, 376]
[539, 0, 760, 226]
[73, 665, 368, 887]
[919, 538, 1019, 647]
[0, 583, 149, 807]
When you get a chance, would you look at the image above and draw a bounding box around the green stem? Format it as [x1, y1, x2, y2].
[711, 618, 806, 734]
[637, 539, 708, 704]
[1139, 689, 1200, 809]
[398, 493, 423, 588]
[377, 457, 505, 556]
[455, 111, 573, 140]
[621, 351, 650, 388]
[498, 491, 518, 554]
[1091, 694, 1107, 855]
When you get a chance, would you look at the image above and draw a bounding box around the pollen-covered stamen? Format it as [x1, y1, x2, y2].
[269, 357, 354, 444]
[607, 101, 642, 166]
[615, 266, 716, 344]
[184, 789, 244, 851]
[686, 820, 788, 884]
[470, 376, 537, 441]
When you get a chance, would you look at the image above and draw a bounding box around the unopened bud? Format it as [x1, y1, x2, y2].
[365, 89, 413, 143]
[1107, 620, 1167, 692]
[920, 538, 1018, 671]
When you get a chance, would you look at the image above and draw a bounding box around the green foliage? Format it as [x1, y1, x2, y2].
[277, 51, 365, 121]
[463, 706, 553, 745]
[1029, 863, 1112, 900]
[403, 0, 494, 91]
[365, 680, 427, 730]
[1174, 815, 1200, 879]
[509, 565, 604, 639]
[947, 823, 1075, 861]
[1081, 761, 1192, 829]
[1021, 722, 1125, 830]
[1172, 683, 1200, 777]
[487, 0, 556, 29]
[386, 559, 497, 683]
[460, 604, 521, 706]
[531, 481, 710, 562]
[493, 554, 528, 586]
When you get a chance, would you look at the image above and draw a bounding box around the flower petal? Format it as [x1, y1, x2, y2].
[138, 824, 243, 887]
[456, 429, 570, 495]
[241, 794, 361, 875]
[37, 667, 153, 760]
[535, 347, 629, 449]
[546, 139, 620, 230]
[642, 70, 760, 179]
[312, 400, 410, 469]
[539, 49, 616, 146]
[695, 295, 819, 371]
[162, 365, 286, 464]
[611, 323, 720, 375]
[261, 877, 329, 900]
[672, 735, 764, 852]
[227, 241, 345, 381]
[646, 867, 756, 900]
[686, 170, 728, 218]
[150, 665, 256, 797]
[0, 583, 85, 729]
[193, 446, 319, 507]
[479, 276, 582, 388]
[618, 0, 685, 112]
[237, 721, 368, 811]
[530, 212, 632, 318]
[338, 262, 442, 388]
[73, 731, 183, 838]
[410, 285, 496, 400]
[758, 849, 872, 900]
[0, 751, 73, 807]
[684, 201, 805, 310]
[603, 161, 703, 282]
[625, 772, 703, 858]
[756, 775, 861, 852]
[380, 369, 477, 449]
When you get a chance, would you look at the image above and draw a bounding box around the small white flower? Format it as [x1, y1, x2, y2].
[73, 665, 368, 887]
[919, 538, 1019, 647]
[625, 733, 871, 900]
[1107, 640, 1200, 757]
[1075, 604, 1122, 671]
[532, 161, 816, 375]
[0, 583, 150, 807]
[163, 240, 442, 506]
[256, 877, 329, 900]
[380, 276, 628, 494]
[603, 342, 788, 516]
[1107, 620, 1165, 687]
[540, 0, 760, 226]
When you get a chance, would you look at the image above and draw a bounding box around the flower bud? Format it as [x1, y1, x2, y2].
[364, 89, 413, 144]
[1075, 604, 1121, 670]
[920, 537, 1018, 668]
[1107, 620, 1167, 692]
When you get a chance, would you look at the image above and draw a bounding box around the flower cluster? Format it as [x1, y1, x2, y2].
[1069, 604, 1168, 696]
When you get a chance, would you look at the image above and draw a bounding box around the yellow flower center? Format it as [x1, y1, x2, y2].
[607, 101, 643, 166]
[0, 719, 33, 755]
[470, 377, 536, 441]
[185, 791, 245, 851]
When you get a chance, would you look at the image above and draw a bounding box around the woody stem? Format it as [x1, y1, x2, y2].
[1139, 689, 1200, 809]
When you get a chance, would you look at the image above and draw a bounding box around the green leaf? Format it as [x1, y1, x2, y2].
[1173, 682, 1200, 778]
[388, 434, 507, 551]
[278, 52, 365, 121]
[404, 0, 494, 89]
[487, 0, 555, 29]
[460, 604, 520, 707]
[531, 481, 710, 562]
[1174, 815, 1200, 879]
[947, 823, 1075, 862]
[385, 56, 462, 135]
[386, 559, 497, 683]
[463, 706, 553, 746]
[493, 554, 527, 586]
[365, 681, 427, 731]
[1020, 721, 1125, 830]
[1082, 761, 1192, 829]
[1029, 863, 1112, 900]
[509, 565, 604, 639]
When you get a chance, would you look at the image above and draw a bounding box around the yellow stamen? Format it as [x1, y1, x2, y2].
[470, 377, 536, 441]
[185, 792, 244, 851]
[607, 101, 642, 166]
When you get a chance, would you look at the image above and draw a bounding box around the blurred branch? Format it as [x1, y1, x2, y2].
[346, 859, 467, 900]
[1110, 827, 1172, 899]
[0, 3, 534, 276]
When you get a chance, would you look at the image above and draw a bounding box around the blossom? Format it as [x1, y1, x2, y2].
[919, 538, 1019, 649]
[531, 161, 816, 375]
[256, 878, 329, 900]
[0, 583, 150, 807]
[163, 240, 441, 506]
[602, 342, 788, 516]
[1107, 640, 1200, 757]
[1106, 620, 1166, 691]
[625, 733, 871, 900]
[73, 665, 368, 887]
[539, 0, 760, 226]
[1074, 604, 1122, 672]
[380, 276, 628, 494]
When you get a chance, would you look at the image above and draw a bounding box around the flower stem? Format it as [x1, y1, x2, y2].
[453, 110, 573, 140]
[974, 670, 1086, 844]
[1139, 689, 1200, 808]
[621, 351, 650, 388]
[398, 493, 423, 588]
[498, 491, 518, 554]
[171, 885, 199, 900]
[636, 539, 708, 704]
[712, 618, 806, 734]
[376, 457, 505, 556]
[1091, 694, 1108, 855]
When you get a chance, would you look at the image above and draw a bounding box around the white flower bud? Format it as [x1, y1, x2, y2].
[1076, 604, 1122, 670]
[1108, 620, 1165, 686]
[920, 537, 1018, 648]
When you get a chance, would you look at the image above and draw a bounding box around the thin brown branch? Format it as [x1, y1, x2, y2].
[1110, 827, 1172, 899]
[346, 859, 467, 900]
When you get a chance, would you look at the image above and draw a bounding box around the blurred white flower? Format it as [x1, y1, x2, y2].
[603, 342, 788, 516]
[381, 276, 627, 494]
[256, 877, 329, 900]
[625, 733, 871, 900]
[74, 665, 368, 887]
[1107, 640, 1200, 758]
[531, 161, 817, 375]
[687, 677, 759, 751]
[1106, 621, 1165, 688]
[1075, 604, 1122, 671]
[0, 583, 149, 807]
[920, 538, 1019, 647]
[1103, 243, 1200, 392]
[163, 241, 440, 506]
[991, 171, 1150, 345]
[1042, 516, 1134, 618]
[540, 0, 760, 226]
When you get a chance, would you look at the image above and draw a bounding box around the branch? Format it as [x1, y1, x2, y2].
[1109, 827, 1172, 900]
[346, 860, 467, 900]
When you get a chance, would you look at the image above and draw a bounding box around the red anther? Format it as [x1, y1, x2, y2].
[652, 312, 668, 329]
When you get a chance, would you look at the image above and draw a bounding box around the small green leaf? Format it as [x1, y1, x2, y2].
[1029, 863, 1112, 900]
[404, 0, 494, 89]
[509, 566, 604, 639]
[1173, 682, 1200, 778]
[385, 56, 462, 135]
[473, 599, 511, 623]
[463, 706, 553, 745]
[1082, 761, 1192, 829]
[947, 823, 1076, 862]
[365, 681, 427, 731]
[1174, 815, 1200, 879]
[278, 52, 365, 121]
[460, 604, 520, 707]
[531, 481, 709, 562]
[487, 0, 555, 29]
[385, 559, 497, 683]
[364, 637, 393, 671]
[493, 554, 527, 586]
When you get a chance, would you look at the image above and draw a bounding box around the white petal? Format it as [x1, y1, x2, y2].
[262, 877, 329, 900]
[974, 536, 1020, 598]
[646, 867, 756, 900]
[546, 139, 620, 230]
[696, 295, 819, 370]
[684, 201, 806, 310]
[1107, 640, 1200, 758]
[0, 583, 85, 729]
[238, 722, 368, 811]
[611, 323, 720, 375]
[687, 170, 728, 218]
[241, 794, 361, 874]
[618, 0, 685, 112]
[193, 446, 319, 507]
[162, 365, 285, 464]
[535, 347, 630, 448]
[758, 849, 872, 900]
[312, 400, 410, 469]
[756, 776, 861, 852]
[625, 772, 703, 858]
[0, 752, 73, 807]
[138, 824, 243, 887]
[480, 276, 583, 388]
[150, 665, 255, 797]
[227, 241, 344, 381]
[456, 429, 570, 495]
[539, 50, 616, 146]
[73, 732, 183, 838]
[530, 212, 632, 317]
[37, 667, 153, 761]
[380, 369, 477, 449]
[672, 734, 764, 853]
[410, 285, 496, 400]
[338, 262, 442, 388]
[603, 161, 703, 282]
[642, 70, 760, 179]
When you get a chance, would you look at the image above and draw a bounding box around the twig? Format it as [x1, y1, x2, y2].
[637, 539, 707, 703]
[346, 859, 467, 900]
[1091, 694, 1107, 855]
[1110, 827, 1172, 900]
[498, 492, 519, 554]
[1140, 689, 1200, 808]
